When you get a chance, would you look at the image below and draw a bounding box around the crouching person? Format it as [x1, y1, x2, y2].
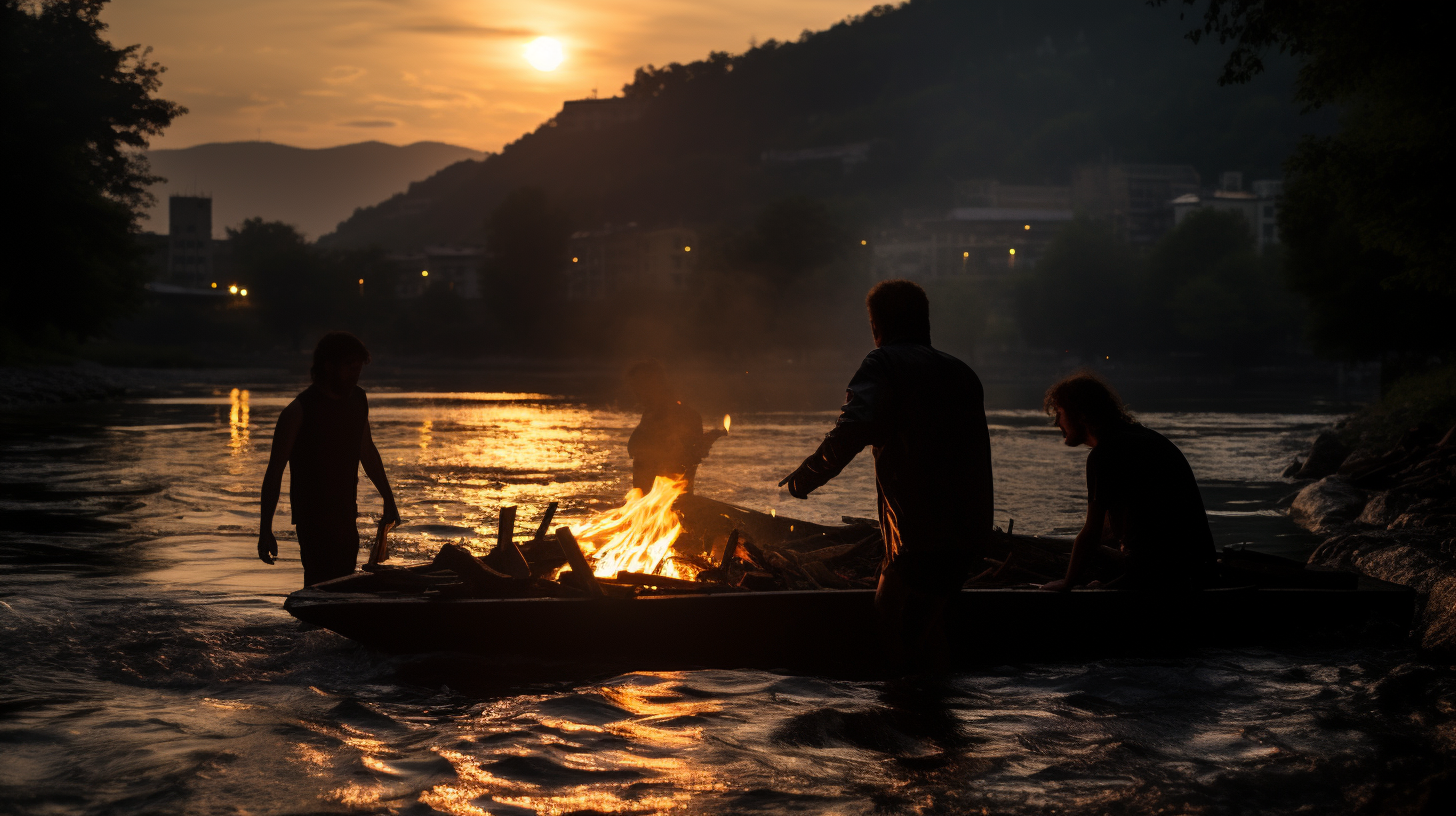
[1039, 373, 1216, 592]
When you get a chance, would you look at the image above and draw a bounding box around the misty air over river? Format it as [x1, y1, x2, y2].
[4, 373, 1454, 815]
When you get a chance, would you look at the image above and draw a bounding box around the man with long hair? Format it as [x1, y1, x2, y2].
[781, 279, 994, 665]
[257, 332, 399, 586]
[1040, 372, 1216, 591]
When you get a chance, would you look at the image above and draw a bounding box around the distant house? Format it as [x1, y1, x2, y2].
[872, 183, 1073, 282]
[565, 226, 698, 301]
[553, 97, 644, 131]
[1172, 173, 1284, 249]
[390, 246, 484, 299]
[1072, 164, 1202, 244]
[761, 142, 872, 174]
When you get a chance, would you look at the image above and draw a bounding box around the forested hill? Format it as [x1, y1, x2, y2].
[323, 0, 1329, 250]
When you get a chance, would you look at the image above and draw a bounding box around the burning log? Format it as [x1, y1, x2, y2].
[555, 527, 605, 597]
[482, 506, 531, 579]
[718, 529, 741, 570]
[612, 571, 743, 593]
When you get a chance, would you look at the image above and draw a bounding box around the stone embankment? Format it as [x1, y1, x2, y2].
[1288, 424, 1456, 651]
[0, 365, 126, 407]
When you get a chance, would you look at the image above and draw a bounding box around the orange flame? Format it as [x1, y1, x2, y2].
[571, 475, 695, 579]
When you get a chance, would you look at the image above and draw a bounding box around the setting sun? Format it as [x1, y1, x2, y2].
[524, 37, 564, 72]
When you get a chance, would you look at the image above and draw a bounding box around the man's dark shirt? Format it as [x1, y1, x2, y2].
[629, 401, 705, 493]
[1087, 423, 1217, 584]
[792, 341, 994, 592]
[288, 385, 367, 524]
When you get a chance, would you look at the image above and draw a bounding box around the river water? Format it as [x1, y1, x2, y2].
[3, 377, 1453, 814]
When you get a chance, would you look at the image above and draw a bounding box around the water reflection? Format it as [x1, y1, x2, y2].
[228, 387, 250, 455]
[4, 389, 1404, 815]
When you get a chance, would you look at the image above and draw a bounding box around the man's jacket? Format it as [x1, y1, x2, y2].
[792, 341, 994, 568]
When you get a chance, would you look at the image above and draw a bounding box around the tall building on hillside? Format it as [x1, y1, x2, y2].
[1072, 164, 1201, 244]
[168, 196, 213, 289]
[1172, 174, 1284, 249]
[565, 226, 698, 301]
[554, 97, 644, 131]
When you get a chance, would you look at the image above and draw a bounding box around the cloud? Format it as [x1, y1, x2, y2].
[342, 119, 398, 127]
[401, 21, 533, 37]
[322, 65, 368, 85]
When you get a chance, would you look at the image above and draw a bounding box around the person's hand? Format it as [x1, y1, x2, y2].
[257, 530, 278, 565]
[381, 505, 402, 528]
[1038, 577, 1072, 592]
[778, 466, 815, 499]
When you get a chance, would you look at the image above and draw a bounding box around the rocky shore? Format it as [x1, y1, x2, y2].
[0, 364, 126, 407]
[1288, 423, 1456, 652]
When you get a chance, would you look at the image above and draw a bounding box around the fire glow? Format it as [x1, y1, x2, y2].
[571, 476, 695, 580]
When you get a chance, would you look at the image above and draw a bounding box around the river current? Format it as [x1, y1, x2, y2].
[2, 377, 1453, 814]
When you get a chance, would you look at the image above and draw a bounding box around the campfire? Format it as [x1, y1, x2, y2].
[570, 475, 697, 580]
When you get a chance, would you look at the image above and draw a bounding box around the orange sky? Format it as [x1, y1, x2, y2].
[103, 0, 879, 152]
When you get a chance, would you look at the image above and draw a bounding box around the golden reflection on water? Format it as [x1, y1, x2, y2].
[227, 388, 250, 455]
[419, 419, 434, 450]
[407, 675, 717, 815]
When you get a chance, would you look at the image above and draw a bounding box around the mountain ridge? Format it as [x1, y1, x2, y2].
[142, 140, 486, 240]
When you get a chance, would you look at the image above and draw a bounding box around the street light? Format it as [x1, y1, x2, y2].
[228, 284, 238, 294]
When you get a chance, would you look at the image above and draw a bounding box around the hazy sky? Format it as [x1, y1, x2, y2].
[103, 1, 878, 152]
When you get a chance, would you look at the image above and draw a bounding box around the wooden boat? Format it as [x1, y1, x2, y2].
[284, 496, 1416, 672]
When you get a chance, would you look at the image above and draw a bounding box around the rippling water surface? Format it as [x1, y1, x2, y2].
[3, 383, 1453, 814]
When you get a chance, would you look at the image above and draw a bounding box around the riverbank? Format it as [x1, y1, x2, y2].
[1289, 364, 1456, 652]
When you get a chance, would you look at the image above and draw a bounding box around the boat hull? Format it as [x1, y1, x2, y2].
[284, 577, 1415, 672]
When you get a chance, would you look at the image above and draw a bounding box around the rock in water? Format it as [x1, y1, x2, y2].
[1290, 476, 1367, 535]
[1297, 431, 1352, 479]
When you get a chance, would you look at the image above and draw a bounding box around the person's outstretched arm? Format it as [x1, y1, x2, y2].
[258, 402, 302, 564]
[780, 354, 888, 498]
[360, 424, 399, 525]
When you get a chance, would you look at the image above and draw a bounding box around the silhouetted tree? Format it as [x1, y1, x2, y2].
[1014, 219, 1141, 356]
[228, 219, 334, 352]
[1160, 0, 1454, 369]
[1146, 208, 1298, 359]
[1, 0, 184, 353]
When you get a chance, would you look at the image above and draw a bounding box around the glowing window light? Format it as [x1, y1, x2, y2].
[572, 257, 579, 263]
[210, 282, 218, 289]
[1009, 248, 1016, 255]
[421, 270, 429, 277]
[684, 246, 691, 252]
[963, 251, 969, 258]
[358, 278, 364, 285]
[1024, 224, 1031, 230]
[860, 239, 867, 245]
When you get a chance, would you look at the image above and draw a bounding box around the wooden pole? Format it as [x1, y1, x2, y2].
[498, 506, 517, 551]
[717, 528, 740, 570]
[484, 505, 530, 579]
[534, 502, 558, 541]
[555, 527, 605, 597]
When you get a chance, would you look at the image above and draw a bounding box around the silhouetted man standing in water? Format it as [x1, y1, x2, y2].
[258, 332, 399, 586]
[781, 280, 994, 665]
[1039, 373, 1216, 592]
[626, 361, 725, 494]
